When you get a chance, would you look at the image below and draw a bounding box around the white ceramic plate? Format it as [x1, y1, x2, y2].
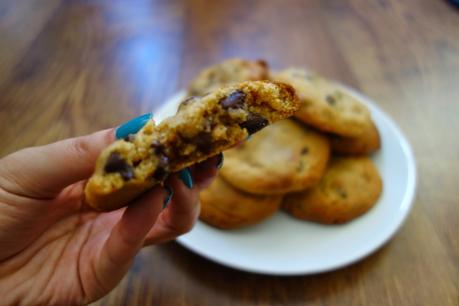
[155, 86, 416, 275]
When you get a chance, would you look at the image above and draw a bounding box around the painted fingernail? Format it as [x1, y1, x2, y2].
[178, 168, 193, 189]
[163, 186, 173, 208]
[115, 113, 152, 140]
[216, 153, 224, 169]
[246, 135, 252, 140]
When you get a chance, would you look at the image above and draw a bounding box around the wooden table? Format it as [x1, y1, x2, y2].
[1, 0, 458, 305]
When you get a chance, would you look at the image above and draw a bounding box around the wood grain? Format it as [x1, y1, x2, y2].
[1, 0, 459, 305]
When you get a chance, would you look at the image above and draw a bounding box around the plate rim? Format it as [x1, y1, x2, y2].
[158, 86, 417, 275]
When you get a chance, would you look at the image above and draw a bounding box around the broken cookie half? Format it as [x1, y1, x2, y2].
[85, 80, 300, 211]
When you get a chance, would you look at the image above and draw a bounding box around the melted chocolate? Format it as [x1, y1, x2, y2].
[239, 113, 268, 135]
[152, 155, 170, 181]
[220, 90, 246, 109]
[152, 140, 166, 155]
[195, 131, 213, 153]
[104, 152, 134, 181]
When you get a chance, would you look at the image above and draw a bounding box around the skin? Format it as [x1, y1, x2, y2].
[0, 128, 218, 305]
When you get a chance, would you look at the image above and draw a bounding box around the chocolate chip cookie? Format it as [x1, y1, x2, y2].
[188, 58, 269, 96]
[199, 175, 282, 229]
[282, 157, 382, 224]
[272, 68, 371, 137]
[85, 81, 300, 211]
[330, 119, 381, 155]
[220, 119, 330, 195]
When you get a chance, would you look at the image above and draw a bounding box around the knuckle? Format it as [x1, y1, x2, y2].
[164, 217, 195, 235]
[69, 136, 91, 159]
[68, 130, 114, 161]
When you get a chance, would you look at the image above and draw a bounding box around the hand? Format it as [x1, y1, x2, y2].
[0, 114, 220, 305]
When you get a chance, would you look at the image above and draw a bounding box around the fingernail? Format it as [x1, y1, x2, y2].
[246, 135, 252, 140]
[115, 113, 152, 140]
[216, 153, 224, 169]
[163, 186, 173, 208]
[178, 168, 193, 189]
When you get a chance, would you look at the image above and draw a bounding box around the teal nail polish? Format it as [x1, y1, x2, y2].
[246, 135, 252, 140]
[178, 168, 193, 189]
[163, 186, 173, 208]
[216, 153, 224, 169]
[115, 113, 152, 140]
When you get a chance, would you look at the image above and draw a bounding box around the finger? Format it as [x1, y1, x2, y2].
[144, 175, 200, 245]
[94, 186, 165, 291]
[143, 155, 221, 245]
[0, 129, 114, 198]
[0, 113, 152, 198]
[191, 153, 222, 189]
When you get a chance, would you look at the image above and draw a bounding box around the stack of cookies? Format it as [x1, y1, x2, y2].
[187, 59, 383, 229]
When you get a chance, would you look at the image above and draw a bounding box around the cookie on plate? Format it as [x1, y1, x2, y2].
[220, 119, 330, 195]
[188, 58, 269, 96]
[282, 157, 382, 224]
[272, 68, 371, 137]
[85, 81, 300, 211]
[199, 175, 282, 229]
[330, 119, 381, 155]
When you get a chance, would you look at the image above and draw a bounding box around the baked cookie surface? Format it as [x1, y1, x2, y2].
[199, 175, 282, 229]
[188, 58, 269, 96]
[282, 157, 382, 224]
[330, 120, 381, 155]
[85, 81, 299, 211]
[272, 68, 371, 137]
[220, 119, 330, 195]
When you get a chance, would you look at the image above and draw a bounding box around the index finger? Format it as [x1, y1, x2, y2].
[0, 129, 114, 198]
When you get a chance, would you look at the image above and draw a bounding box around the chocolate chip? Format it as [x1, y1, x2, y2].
[220, 90, 246, 109]
[152, 168, 167, 181]
[152, 140, 166, 155]
[195, 131, 213, 153]
[239, 113, 269, 135]
[152, 155, 170, 181]
[326, 95, 336, 106]
[104, 152, 134, 181]
[301, 147, 309, 155]
[150, 142, 170, 181]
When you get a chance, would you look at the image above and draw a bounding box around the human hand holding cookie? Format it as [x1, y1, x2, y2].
[0, 116, 221, 304]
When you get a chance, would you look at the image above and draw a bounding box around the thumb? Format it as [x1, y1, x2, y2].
[0, 129, 114, 198]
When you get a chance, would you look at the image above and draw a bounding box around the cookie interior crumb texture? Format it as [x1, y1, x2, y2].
[85, 80, 299, 211]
